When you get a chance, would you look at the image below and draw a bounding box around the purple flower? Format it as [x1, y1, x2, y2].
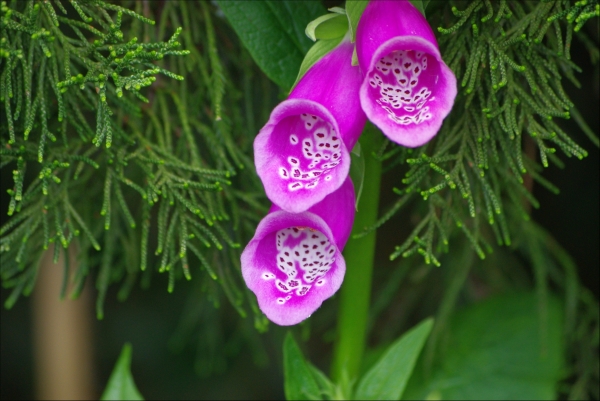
[254, 39, 366, 214]
[241, 178, 355, 326]
[356, 0, 457, 147]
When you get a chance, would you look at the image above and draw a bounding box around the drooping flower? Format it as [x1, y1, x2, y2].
[254, 38, 366, 214]
[241, 178, 355, 326]
[356, 0, 457, 147]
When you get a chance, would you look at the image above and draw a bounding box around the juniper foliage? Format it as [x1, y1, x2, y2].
[0, 0, 270, 323]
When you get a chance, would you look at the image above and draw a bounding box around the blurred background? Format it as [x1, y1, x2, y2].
[1, 2, 598, 400]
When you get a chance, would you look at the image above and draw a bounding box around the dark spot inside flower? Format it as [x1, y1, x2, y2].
[312, 116, 317, 120]
[293, 228, 299, 233]
[404, 62, 411, 68]
[400, 79, 407, 84]
[287, 262, 292, 266]
[411, 80, 417, 86]
[280, 257, 284, 262]
[394, 68, 400, 73]
[312, 245, 318, 249]
[382, 68, 388, 72]
[414, 67, 420, 73]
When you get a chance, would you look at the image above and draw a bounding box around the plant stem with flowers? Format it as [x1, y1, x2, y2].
[331, 124, 382, 387]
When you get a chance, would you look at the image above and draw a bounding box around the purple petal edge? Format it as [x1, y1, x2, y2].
[254, 99, 350, 214]
[241, 211, 346, 326]
[356, 0, 457, 147]
[359, 36, 457, 147]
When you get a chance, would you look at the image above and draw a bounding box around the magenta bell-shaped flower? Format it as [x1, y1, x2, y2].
[357, 0, 457, 147]
[254, 38, 366, 214]
[241, 178, 355, 326]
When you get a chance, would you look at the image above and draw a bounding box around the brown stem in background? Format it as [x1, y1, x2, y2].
[32, 245, 95, 400]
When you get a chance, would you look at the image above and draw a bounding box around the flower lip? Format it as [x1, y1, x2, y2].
[356, 0, 457, 147]
[242, 177, 355, 326]
[359, 36, 457, 148]
[241, 210, 346, 326]
[254, 98, 350, 214]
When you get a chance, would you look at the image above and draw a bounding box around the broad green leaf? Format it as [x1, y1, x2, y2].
[291, 36, 344, 90]
[350, 142, 365, 210]
[283, 332, 321, 400]
[307, 362, 337, 399]
[355, 318, 434, 400]
[217, 1, 326, 90]
[100, 343, 144, 401]
[345, 0, 369, 43]
[305, 13, 348, 42]
[409, 0, 427, 17]
[403, 292, 564, 400]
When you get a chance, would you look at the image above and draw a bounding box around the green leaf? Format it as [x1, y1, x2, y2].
[409, 0, 427, 17]
[350, 142, 366, 210]
[328, 7, 347, 15]
[305, 13, 348, 42]
[291, 36, 344, 90]
[307, 362, 337, 399]
[100, 343, 144, 401]
[345, 0, 369, 43]
[283, 332, 322, 400]
[217, 1, 326, 90]
[403, 292, 564, 400]
[355, 318, 434, 400]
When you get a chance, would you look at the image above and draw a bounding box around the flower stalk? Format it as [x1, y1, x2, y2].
[331, 124, 383, 387]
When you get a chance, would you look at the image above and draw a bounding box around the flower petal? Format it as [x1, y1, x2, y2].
[243, 179, 355, 326]
[290, 39, 366, 152]
[242, 211, 345, 326]
[357, 0, 457, 147]
[254, 39, 366, 213]
[271, 176, 355, 249]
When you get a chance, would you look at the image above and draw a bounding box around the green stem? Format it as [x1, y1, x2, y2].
[331, 125, 382, 389]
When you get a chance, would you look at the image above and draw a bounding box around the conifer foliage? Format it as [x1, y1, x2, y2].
[0, 1, 269, 320]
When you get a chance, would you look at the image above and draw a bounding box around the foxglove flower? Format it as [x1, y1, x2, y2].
[357, 0, 457, 147]
[254, 38, 366, 214]
[242, 178, 355, 326]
